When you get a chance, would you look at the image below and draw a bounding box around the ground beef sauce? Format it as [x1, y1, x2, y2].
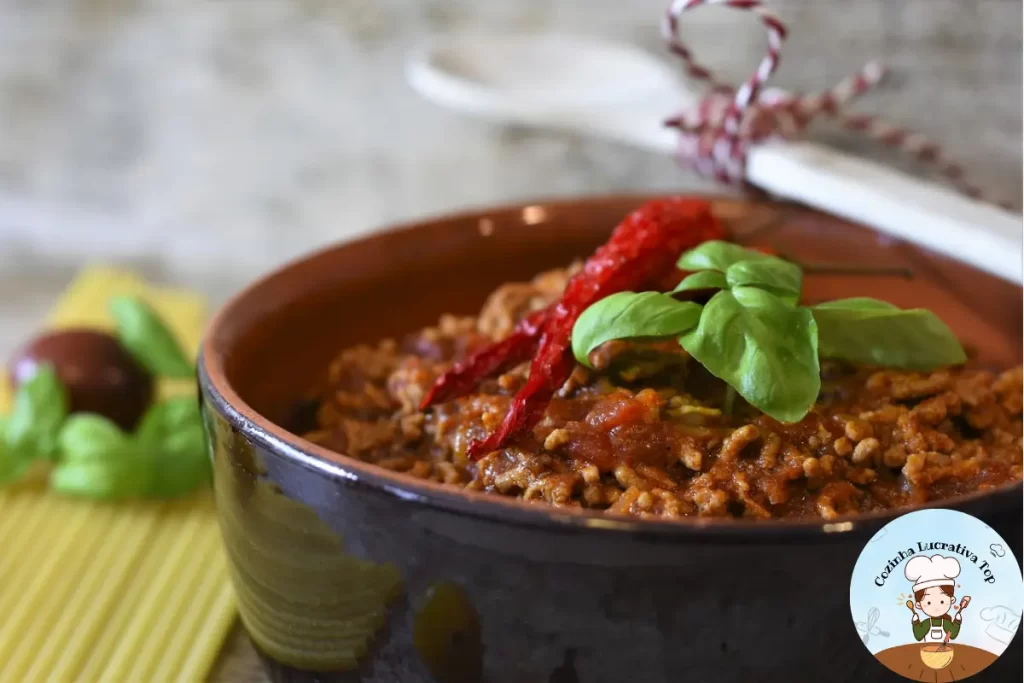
[304, 266, 1023, 520]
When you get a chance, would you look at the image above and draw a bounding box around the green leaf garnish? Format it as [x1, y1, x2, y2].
[571, 292, 702, 367]
[676, 240, 773, 272]
[135, 397, 211, 497]
[135, 396, 203, 446]
[2, 298, 208, 497]
[571, 242, 967, 424]
[0, 457, 32, 485]
[680, 288, 820, 422]
[1, 395, 210, 500]
[3, 365, 68, 460]
[672, 270, 727, 294]
[148, 422, 210, 496]
[725, 258, 802, 298]
[48, 397, 210, 499]
[52, 414, 149, 498]
[0, 431, 33, 485]
[57, 414, 130, 463]
[0, 382, 209, 499]
[811, 298, 967, 370]
[109, 296, 194, 378]
[50, 457, 149, 499]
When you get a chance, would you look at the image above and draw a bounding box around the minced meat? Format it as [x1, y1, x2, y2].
[303, 267, 1023, 520]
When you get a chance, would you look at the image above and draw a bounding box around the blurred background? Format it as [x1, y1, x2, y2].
[1, 0, 1021, 355]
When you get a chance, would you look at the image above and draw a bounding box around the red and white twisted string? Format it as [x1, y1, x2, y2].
[663, 0, 1008, 207]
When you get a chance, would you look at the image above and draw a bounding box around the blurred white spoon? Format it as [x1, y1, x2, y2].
[407, 33, 1022, 284]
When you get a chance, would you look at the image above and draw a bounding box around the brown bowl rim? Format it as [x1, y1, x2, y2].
[198, 193, 1023, 543]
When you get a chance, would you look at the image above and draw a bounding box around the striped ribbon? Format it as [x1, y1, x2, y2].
[663, 0, 1008, 207]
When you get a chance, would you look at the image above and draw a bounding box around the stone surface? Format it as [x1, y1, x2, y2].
[0, 1, 1020, 679]
[0, 1, 1019, 287]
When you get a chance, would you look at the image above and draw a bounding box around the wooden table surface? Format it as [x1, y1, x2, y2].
[211, 626, 267, 683]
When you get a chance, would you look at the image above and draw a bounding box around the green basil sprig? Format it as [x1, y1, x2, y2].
[0, 415, 34, 485]
[681, 287, 821, 422]
[4, 365, 68, 459]
[572, 241, 966, 423]
[0, 366, 68, 483]
[50, 397, 210, 499]
[109, 296, 194, 378]
[134, 396, 211, 496]
[675, 241, 773, 272]
[2, 298, 208, 497]
[52, 414, 150, 498]
[673, 270, 727, 294]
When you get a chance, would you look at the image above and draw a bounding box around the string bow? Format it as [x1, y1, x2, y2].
[663, 0, 1006, 207]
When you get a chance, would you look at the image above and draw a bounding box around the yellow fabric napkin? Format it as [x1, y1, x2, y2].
[0, 266, 236, 682]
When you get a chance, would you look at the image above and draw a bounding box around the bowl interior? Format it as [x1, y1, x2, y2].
[202, 194, 1023, 532]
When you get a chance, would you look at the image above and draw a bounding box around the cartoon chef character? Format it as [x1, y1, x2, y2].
[905, 554, 971, 643]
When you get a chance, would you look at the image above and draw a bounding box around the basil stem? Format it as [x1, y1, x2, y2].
[722, 386, 737, 416]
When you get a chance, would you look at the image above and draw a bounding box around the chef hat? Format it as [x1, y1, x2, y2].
[905, 554, 961, 593]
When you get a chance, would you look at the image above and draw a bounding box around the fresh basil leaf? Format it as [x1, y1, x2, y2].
[680, 288, 820, 423]
[149, 425, 211, 496]
[0, 458, 32, 485]
[812, 297, 898, 312]
[45, 396, 211, 499]
[726, 258, 802, 297]
[672, 271, 727, 294]
[58, 414, 130, 463]
[0, 440, 33, 485]
[677, 241, 773, 273]
[571, 292, 703, 367]
[161, 423, 208, 460]
[109, 296, 194, 378]
[135, 397, 202, 447]
[134, 396, 210, 496]
[811, 298, 966, 370]
[4, 365, 68, 460]
[148, 461, 209, 497]
[50, 457, 150, 500]
[0, 417, 24, 485]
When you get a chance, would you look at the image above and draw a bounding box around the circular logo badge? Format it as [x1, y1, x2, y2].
[850, 509, 1023, 681]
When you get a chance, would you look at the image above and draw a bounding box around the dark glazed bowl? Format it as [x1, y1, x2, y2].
[198, 195, 1023, 683]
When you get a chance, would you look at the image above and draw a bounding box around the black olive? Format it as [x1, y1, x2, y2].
[8, 328, 154, 430]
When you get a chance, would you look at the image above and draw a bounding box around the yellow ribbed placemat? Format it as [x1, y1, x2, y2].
[0, 266, 237, 683]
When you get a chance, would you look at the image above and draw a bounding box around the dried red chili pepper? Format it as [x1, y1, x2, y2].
[420, 309, 545, 407]
[421, 197, 725, 459]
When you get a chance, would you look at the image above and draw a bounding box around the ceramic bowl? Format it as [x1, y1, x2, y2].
[198, 195, 1023, 682]
[920, 644, 955, 670]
